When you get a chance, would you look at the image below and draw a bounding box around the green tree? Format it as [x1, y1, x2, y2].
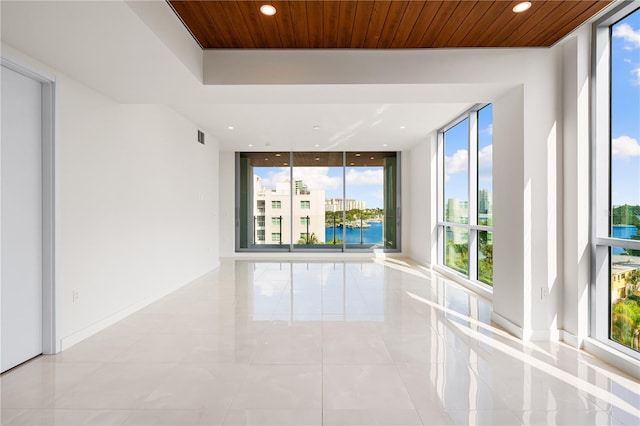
[298, 232, 319, 245]
[611, 300, 640, 348]
[446, 241, 468, 274]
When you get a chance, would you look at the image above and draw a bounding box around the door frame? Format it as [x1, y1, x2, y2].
[1, 56, 59, 355]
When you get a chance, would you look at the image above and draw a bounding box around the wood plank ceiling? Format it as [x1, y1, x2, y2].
[168, 0, 612, 49]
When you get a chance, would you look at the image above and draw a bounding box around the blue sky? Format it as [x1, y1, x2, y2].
[611, 8, 640, 207]
[255, 165, 384, 209]
[444, 104, 493, 210]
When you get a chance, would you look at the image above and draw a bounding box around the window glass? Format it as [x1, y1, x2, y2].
[239, 151, 399, 252]
[439, 107, 492, 286]
[445, 226, 469, 275]
[444, 119, 469, 224]
[609, 8, 640, 353]
[344, 152, 398, 249]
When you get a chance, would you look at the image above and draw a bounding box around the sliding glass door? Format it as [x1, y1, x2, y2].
[344, 152, 397, 250]
[292, 152, 343, 250]
[238, 152, 291, 250]
[237, 151, 399, 252]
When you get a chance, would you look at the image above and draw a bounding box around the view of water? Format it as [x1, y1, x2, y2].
[612, 225, 638, 254]
[325, 221, 383, 244]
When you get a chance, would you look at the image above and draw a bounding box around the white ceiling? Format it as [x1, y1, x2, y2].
[0, 0, 512, 152]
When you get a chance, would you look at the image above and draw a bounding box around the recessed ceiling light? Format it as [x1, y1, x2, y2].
[283, 162, 289, 166]
[355, 153, 361, 157]
[248, 144, 253, 147]
[260, 4, 276, 16]
[275, 153, 281, 157]
[350, 162, 355, 166]
[370, 157, 375, 160]
[399, 126, 406, 129]
[312, 125, 320, 130]
[512, 1, 531, 13]
[314, 144, 320, 147]
[315, 157, 320, 161]
[227, 126, 234, 130]
[264, 158, 268, 161]
[383, 144, 388, 147]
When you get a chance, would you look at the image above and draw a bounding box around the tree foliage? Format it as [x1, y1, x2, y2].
[611, 299, 640, 348]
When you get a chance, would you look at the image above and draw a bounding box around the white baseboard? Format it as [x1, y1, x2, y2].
[560, 330, 584, 348]
[491, 312, 525, 339]
[59, 264, 220, 351]
[433, 264, 493, 302]
[491, 312, 560, 341]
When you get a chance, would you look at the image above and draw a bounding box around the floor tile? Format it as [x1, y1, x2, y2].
[122, 410, 202, 426]
[231, 365, 322, 409]
[51, 363, 172, 409]
[1, 409, 131, 425]
[322, 408, 423, 425]
[139, 364, 248, 410]
[1, 260, 638, 426]
[322, 330, 393, 364]
[222, 409, 322, 425]
[323, 364, 415, 410]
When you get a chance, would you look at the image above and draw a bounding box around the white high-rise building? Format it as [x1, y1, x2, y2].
[325, 198, 366, 212]
[254, 176, 325, 244]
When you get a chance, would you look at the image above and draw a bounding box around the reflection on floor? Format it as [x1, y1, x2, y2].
[2, 259, 639, 425]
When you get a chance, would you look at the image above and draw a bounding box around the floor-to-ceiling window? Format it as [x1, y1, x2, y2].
[438, 105, 493, 286]
[593, 3, 640, 356]
[237, 152, 399, 252]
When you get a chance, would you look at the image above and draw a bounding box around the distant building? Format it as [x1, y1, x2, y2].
[478, 190, 492, 214]
[446, 226, 469, 245]
[325, 198, 366, 212]
[611, 263, 636, 302]
[446, 198, 469, 224]
[254, 176, 325, 244]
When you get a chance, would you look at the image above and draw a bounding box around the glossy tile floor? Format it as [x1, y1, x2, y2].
[2, 259, 639, 425]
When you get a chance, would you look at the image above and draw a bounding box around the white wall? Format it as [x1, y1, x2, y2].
[58, 77, 220, 348]
[393, 45, 569, 340]
[401, 26, 598, 344]
[219, 151, 236, 258]
[407, 134, 437, 266]
[2, 45, 220, 350]
[560, 24, 593, 346]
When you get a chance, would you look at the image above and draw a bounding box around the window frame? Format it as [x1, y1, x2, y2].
[591, 1, 640, 360]
[235, 151, 401, 253]
[437, 104, 493, 287]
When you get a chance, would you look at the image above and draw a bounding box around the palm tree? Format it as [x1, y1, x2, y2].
[298, 232, 320, 245]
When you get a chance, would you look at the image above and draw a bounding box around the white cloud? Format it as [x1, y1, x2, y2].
[478, 144, 493, 174]
[634, 67, 640, 85]
[345, 168, 383, 186]
[612, 136, 640, 159]
[482, 124, 493, 136]
[293, 167, 342, 191]
[613, 23, 640, 48]
[445, 149, 468, 175]
[258, 167, 290, 190]
[259, 167, 343, 194]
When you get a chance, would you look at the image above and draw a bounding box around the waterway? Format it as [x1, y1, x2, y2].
[612, 225, 639, 254]
[325, 221, 383, 244]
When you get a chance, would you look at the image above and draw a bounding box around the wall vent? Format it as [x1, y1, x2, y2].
[197, 130, 205, 145]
